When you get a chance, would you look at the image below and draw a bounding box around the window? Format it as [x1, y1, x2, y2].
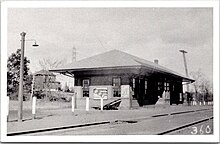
[83, 90, 89, 97]
[145, 80, 148, 94]
[167, 83, 169, 91]
[83, 79, 89, 88]
[113, 78, 121, 87]
[113, 88, 121, 97]
[132, 78, 135, 90]
[158, 82, 163, 91]
[164, 82, 169, 91]
[113, 77, 121, 97]
[82, 79, 89, 97]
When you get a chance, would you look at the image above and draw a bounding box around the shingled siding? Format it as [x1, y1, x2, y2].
[91, 76, 113, 85]
[75, 75, 131, 86]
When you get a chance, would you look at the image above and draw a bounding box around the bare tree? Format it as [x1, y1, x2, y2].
[190, 69, 212, 103]
[38, 58, 65, 100]
[39, 58, 66, 70]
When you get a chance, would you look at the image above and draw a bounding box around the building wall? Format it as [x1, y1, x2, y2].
[75, 75, 130, 86]
[73, 74, 183, 108]
[34, 75, 61, 91]
[74, 84, 131, 109]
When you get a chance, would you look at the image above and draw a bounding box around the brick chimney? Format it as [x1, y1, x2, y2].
[154, 59, 159, 64]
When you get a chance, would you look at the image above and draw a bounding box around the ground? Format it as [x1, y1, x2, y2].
[7, 100, 213, 135]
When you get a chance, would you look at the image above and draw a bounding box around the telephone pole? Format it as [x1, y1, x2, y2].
[179, 49, 189, 92]
[18, 32, 39, 122]
[18, 32, 26, 122]
[72, 47, 76, 63]
[72, 47, 76, 108]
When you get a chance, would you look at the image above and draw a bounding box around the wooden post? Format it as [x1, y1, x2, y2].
[18, 32, 26, 122]
[100, 97, 103, 111]
[129, 86, 132, 109]
[75, 91, 77, 109]
[73, 78, 77, 109]
[72, 95, 75, 113]
[7, 96, 9, 122]
[86, 97, 89, 112]
[31, 75, 36, 119]
[32, 96, 37, 119]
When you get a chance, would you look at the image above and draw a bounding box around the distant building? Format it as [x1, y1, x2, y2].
[50, 50, 194, 109]
[34, 70, 61, 91]
[56, 74, 74, 91]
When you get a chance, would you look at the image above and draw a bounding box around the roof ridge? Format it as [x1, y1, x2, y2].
[61, 49, 139, 69]
[50, 49, 193, 81]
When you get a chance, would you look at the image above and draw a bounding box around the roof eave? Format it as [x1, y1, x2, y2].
[49, 65, 142, 73]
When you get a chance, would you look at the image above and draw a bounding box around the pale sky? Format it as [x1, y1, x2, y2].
[7, 8, 213, 82]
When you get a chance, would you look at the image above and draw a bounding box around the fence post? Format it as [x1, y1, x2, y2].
[7, 96, 9, 122]
[31, 75, 36, 119]
[86, 97, 89, 112]
[32, 96, 37, 119]
[100, 97, 103, 111]
[72, 94, 75, 113]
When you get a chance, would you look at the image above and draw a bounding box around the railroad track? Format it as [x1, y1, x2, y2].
[7, 108, 212, 136]
[157, 116, 213, 135]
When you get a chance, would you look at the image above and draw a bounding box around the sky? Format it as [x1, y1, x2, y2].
[7, 8, 213, 82]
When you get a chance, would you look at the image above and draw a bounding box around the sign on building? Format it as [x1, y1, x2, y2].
[93, 88, 108, 99]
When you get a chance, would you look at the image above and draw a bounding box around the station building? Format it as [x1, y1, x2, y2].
[50, 50, 194, 109]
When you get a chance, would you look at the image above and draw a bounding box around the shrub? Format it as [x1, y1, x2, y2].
[33, 91, 73, 102]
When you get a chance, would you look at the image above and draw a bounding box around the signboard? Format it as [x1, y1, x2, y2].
[93, 87, 108, 99]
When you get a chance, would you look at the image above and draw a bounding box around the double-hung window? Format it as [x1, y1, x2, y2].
[164, 82, 169, 91]
[82, 79, 89, 97]
[145, 80, 148, 94]
[113, 77, 121, 97]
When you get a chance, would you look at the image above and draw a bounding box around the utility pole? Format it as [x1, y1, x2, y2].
[18, 32, 39, 122]
[72, 47, 76, 108]
[18, 32, 26, 122]
[179, 49, 189, 92]
[72, 47, 76, 63]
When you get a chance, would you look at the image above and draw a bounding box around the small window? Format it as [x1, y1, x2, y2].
[145, 80, 148, 94]
[165, 82, 169, 91]
[132, 78, 135, 90]
[145, 80, 148, 89]
[83, 79, 89, 88]
[158, 82, 163, 91]
[113, 88, 121, 97]
[113, 77, 121, 87]
[83, 90, 89, 97]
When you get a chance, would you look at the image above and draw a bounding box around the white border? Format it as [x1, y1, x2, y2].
[1, 0, 219, 142]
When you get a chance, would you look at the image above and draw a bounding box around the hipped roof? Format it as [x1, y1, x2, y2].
[50, 49, 194, 82]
